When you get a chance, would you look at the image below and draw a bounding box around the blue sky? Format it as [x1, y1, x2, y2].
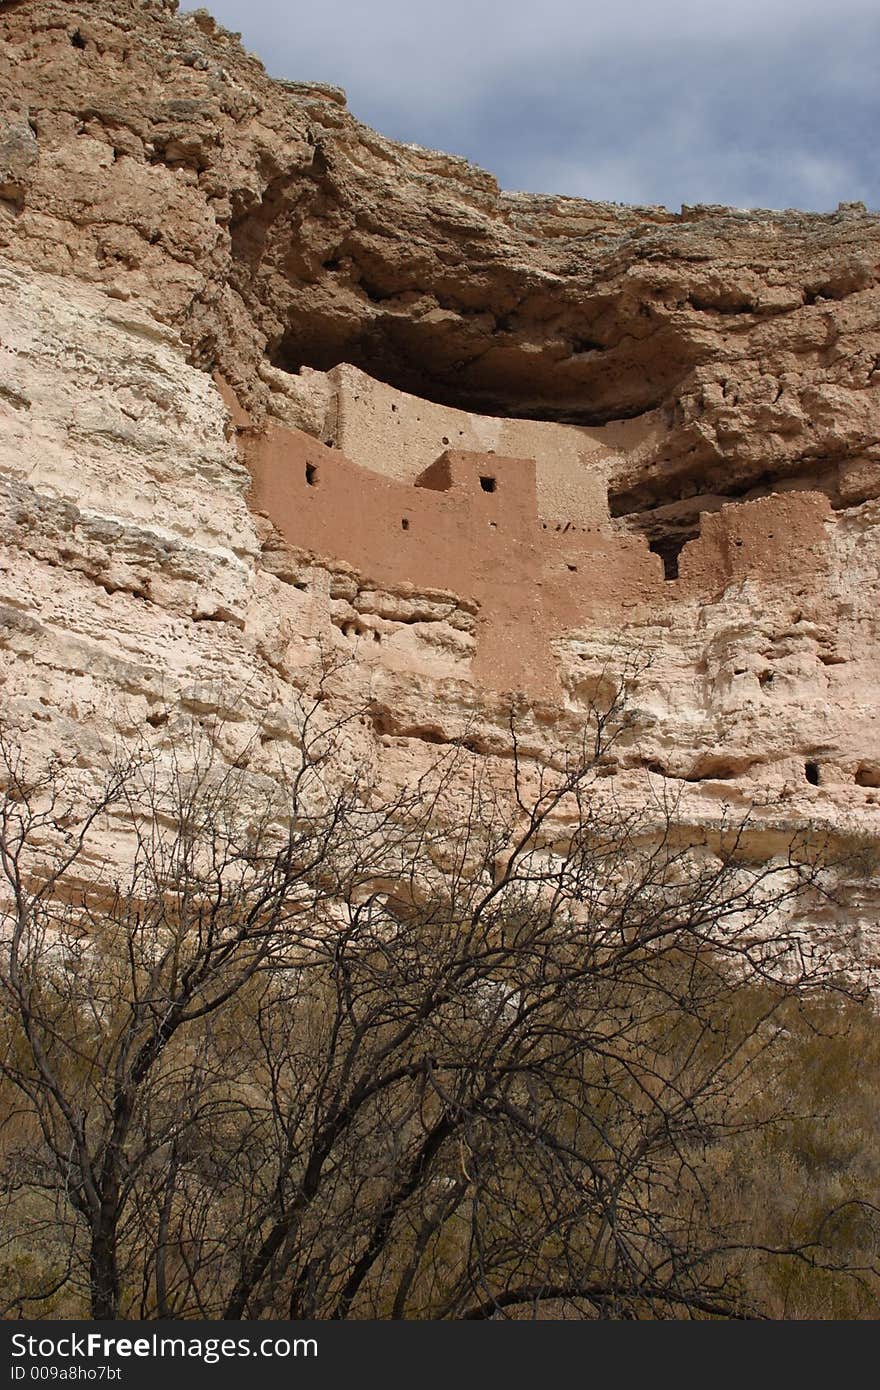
[203, 0, 879, 212]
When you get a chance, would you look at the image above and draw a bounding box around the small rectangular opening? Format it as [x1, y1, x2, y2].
[305, 463, 317, 486]
[480, 476, 496, 493]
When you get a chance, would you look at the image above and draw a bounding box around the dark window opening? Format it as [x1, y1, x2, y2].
[649, 532, 696, 581]
[305, 463, 317, 486]
[480, 476, 496, 493]
[70, 29, 87, 49]
[567, 564, 578, 572]
[401, 518, 410, 530]
[804, 760, 820, 785]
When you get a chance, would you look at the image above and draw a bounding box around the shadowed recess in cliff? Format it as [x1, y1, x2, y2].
[610, 450, 880, 559]
[268, 318, 677, 426]
[232, 139, 879, 431]
[232, 138, 686, 424]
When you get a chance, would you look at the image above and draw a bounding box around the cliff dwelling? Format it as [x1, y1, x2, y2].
[235, 364, 835, 697]
[2, 0, 880, 1326]
[0, 0, 877, 954]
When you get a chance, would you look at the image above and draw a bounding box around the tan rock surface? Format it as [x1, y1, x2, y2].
[0, 0, 878, 974]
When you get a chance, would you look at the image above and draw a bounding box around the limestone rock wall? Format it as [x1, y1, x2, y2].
[2, 2, 878, 469]
[0, 0, 878, 974]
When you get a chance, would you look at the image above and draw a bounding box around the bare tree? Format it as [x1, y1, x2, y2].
[0, 677, 875, 1319]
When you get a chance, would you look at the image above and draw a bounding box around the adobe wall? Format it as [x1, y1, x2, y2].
[326, 363, 622, 528]
[677, 492, 832, 594]
[245, 424, 554, 692]
[242, 412, 832, 697]
[245, 427, 539, 595]
[540, 524, 663, 628]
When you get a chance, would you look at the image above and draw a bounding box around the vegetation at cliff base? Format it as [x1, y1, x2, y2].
[0, 687, 877, 1321]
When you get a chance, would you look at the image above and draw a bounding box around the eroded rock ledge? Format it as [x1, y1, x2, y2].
[0, 0, 879, 974]
[2, 0, 879, 511]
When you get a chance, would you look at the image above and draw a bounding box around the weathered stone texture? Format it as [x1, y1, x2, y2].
[0, 0, 878, 973]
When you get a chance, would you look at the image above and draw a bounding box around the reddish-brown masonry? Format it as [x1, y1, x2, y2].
[240, 407, 831, 696]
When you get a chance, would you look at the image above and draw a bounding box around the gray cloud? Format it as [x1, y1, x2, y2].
[203, 0, 879, 210]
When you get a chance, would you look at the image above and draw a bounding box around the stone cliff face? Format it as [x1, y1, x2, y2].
[1, 0, 878, 972]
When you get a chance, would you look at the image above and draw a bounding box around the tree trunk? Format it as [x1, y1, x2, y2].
[89, 1216, 120, 1319]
